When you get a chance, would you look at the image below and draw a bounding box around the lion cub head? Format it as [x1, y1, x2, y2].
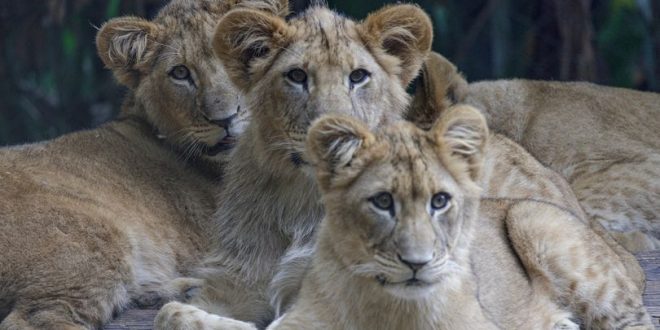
[96, 0, 287, 159]
[213, 4, 433, 171]
[306, 106, 488, 299]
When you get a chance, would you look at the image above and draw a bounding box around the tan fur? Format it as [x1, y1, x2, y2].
[272, 111, 580, 330]
[412, 60, 652, 326]
[476, 131, 651, 329]
[193, 107, 650, 329]
[408, 53, 646, 289]
[154, 4, 433, 328]
[272, 112, 500, 330]
[414, 52, 660, 254]
[0, 1, 288, 328]
[95, 0, 258, 154]
[296, 107, 649, 329]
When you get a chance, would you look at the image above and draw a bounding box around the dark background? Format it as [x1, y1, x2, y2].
[0, 0, 658, 146]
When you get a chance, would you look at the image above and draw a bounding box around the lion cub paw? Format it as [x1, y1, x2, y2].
[552, 318, 579, 330]
[154, 301, 257, 330]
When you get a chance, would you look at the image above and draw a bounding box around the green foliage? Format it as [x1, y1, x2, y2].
[62, 28, 78, 58]
[0, 0, 157, 146]
[0, 0, 657, 146]
[597, 0, 646, 87]
[106, 0, 122, 19]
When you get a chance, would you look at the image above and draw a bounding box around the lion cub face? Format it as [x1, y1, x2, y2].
[96, 0, 268, 158]
[213, 4, 433, 168]
[306, 106, 488, 299]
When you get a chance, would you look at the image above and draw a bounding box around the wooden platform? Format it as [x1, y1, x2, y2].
[105, 251, 660, 329]
[105, 309, 159, 330]
[638, 251, 660, 328]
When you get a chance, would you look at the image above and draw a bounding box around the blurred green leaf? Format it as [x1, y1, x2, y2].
[597, 0, 645, 87]
[430, 4, 449, 54]
[106, 0, 121, 19]
[62, 28, 78, 58]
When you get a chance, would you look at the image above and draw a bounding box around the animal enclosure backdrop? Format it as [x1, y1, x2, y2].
[0, 0, 658, 145]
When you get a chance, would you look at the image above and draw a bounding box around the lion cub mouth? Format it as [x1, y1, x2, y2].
[377, 275, 436, 298]
[403, 278, 426, 287]
[206, 135, 237, 156]
[376, 275, 432, 288]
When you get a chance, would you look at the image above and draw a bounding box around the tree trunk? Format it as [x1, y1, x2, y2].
[553, 0, 597, 81]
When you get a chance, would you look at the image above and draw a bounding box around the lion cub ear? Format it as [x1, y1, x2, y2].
[96, 17, 163, 88]
[433, 105, 488, 183]
[408, 52, 468, 129]
[359, 4, 433, 85]
[213, 9, 290, 91]
[306, 115, 375, 188]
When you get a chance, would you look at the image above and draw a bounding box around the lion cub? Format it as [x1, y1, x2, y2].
[278, 108, 650, 330]
[271, 110, 582, 330]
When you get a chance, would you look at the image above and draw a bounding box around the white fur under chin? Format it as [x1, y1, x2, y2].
[383, 282, 437, 300]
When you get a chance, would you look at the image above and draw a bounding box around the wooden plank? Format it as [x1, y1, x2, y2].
[104, 251, 660, 329]
[639, 250, 660, 329]
[104, 309, 158, 330]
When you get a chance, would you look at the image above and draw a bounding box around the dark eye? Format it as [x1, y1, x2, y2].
[170, 65, 190, 80]
[431, 192, 451, 211]
[370, 192, 394, 211]
[349, 69, 370, 85]
[286, 68, 307, 84]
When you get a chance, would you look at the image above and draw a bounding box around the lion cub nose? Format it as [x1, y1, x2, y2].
[210, 113, 237, 129]
[398, 254, 431, 271]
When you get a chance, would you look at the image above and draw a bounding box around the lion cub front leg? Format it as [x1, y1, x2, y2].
[154, 301, 258, 330]
[506, 201, 652, 329]
[134, 277, 204, 308]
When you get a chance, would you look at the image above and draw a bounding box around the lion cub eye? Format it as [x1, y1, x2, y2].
[431, 192, 452, 212]
[349, 69, 370, 88]
[286, 68, 308, 85]
[170, 65, 191, 80]
[369, 192, 394, 212]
